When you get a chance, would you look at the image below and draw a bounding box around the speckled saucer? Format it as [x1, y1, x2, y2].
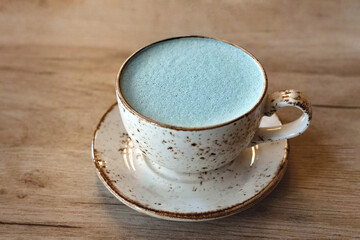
[92, 103, 288, 221]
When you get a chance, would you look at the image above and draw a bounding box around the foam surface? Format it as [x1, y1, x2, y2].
[120, 37, 265, 127]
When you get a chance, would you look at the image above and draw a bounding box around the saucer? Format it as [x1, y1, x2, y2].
[92, 103, 288, 221]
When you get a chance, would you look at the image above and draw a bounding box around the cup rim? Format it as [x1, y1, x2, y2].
[116, 35, 268, 131]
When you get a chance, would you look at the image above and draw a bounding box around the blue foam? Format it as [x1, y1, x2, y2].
[120, 37, 265, 127]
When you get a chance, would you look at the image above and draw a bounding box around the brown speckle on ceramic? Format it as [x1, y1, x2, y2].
[92, 103, 288, 221]
[251, 89, 312, 146]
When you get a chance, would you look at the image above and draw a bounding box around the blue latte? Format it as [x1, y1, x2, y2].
[120, 37, 265, 127]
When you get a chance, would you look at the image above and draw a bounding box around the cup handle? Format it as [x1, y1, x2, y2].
[250, 90, 312, 146]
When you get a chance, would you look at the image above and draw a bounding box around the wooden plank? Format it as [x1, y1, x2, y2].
[0, 0, 359, 238]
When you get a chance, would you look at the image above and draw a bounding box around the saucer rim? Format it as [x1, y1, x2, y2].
[92, 103, 288, 221]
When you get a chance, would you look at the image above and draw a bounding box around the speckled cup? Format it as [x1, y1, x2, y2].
[116, 36, 312, 173]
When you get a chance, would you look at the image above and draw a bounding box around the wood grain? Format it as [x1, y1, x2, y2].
[0, 0, 359, 239]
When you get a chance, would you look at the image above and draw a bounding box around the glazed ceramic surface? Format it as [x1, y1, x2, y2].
[92, 104, 288, 221]
[116, 36, 311, 173]
[117, 91, 265, 173]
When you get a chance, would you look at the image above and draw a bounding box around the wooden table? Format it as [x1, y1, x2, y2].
[1, 0, 359, 239]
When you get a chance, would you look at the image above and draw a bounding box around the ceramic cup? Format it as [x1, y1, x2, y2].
[116, 36, 312, 173]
